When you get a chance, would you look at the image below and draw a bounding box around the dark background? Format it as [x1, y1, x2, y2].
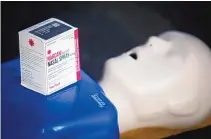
[2, 1, 211, 139]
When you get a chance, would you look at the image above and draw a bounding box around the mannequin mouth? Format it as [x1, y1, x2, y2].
[129, 52, 138, 60]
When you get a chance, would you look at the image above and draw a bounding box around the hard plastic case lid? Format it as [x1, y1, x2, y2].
[2, 59, 119, 139]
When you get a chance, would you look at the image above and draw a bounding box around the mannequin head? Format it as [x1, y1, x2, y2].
[100, 31, 211, 132]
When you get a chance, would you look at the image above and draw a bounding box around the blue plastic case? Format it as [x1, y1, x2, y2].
[2, 59, 119, 139]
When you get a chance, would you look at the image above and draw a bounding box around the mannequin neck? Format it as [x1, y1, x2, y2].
[99, 78, 140, 133]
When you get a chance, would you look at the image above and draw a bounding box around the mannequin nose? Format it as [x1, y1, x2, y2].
[148, 36, 172, 55]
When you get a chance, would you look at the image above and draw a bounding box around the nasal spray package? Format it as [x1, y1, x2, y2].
[19, 18, 80, 95]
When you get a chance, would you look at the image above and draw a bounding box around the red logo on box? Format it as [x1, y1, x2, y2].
[47, 50, 51, 55]
[28, 39, 34, 47]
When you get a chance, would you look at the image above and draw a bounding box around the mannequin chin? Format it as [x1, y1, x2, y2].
[99, 31, 211, 133]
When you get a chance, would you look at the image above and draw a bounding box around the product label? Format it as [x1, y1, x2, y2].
[46, 32, 77, 94]
[19, 36, 46, 93]
[74, 29, 81, 80]
[20, 46, 44, 88]
[30, 21, 72, 40]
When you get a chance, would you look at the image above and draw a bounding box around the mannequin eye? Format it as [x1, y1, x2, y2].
[129, 53, 138, 60]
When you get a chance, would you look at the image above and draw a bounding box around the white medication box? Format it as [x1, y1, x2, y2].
[19, 18, 81, 95]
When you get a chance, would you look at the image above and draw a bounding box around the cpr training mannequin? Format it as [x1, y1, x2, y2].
[99, 31, 211, 136]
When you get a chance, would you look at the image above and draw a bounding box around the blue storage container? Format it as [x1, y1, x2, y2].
[2, 59, 119, 139]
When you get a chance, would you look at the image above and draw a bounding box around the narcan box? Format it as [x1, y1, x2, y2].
[19, 18, 80, 95]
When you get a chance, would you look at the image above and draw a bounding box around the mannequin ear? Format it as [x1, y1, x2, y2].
[167, 94, 199, 116]
[148, 36, 172, 55]
[167, 53, 199, 116]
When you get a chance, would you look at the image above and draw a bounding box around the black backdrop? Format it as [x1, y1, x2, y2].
[2, 1, 211, 139]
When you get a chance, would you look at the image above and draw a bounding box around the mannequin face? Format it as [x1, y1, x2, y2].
[101, 31, 211, 131]
[103, 36, 185, 94]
